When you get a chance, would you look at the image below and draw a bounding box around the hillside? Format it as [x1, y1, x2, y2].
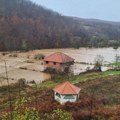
[0, 71, 120, 119]
[0, 0, 120, 51]
[71, 17, 120, 46]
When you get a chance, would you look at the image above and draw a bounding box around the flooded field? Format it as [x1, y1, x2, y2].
[38, 47, 120, 63]
[0, 47, 119, 85]
[0, 56, 50, 86]
[35, 47, 120, 74]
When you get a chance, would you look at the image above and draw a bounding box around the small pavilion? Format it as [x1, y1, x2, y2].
[53, 82, 81, 104]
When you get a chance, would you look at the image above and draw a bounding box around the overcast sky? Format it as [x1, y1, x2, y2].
[31, 0, 120, 21]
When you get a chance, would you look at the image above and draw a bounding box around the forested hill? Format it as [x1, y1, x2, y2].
[0, 0, 120, 51]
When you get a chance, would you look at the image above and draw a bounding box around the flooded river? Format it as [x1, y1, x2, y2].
[0, 47, 119, 85]
[38, 47, 120, 75]
[39, 47, 120, 64]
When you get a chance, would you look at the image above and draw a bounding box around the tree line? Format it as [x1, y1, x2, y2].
[0, 0, 120, 51]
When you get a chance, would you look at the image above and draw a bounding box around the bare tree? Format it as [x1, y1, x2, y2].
[115, 54, 120, 70]
[4, 60, 13, 120]
[0, 77, 3, 86]
[94, 55, 104, 71]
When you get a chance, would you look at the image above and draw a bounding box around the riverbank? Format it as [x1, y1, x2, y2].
[39, 70, 120, 89]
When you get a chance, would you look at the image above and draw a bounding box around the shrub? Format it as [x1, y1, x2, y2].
[34, 54, 45, 60]
[26, 60, 34, 63]
[19, 67, 27, 70]
[2, 52, 8, 56]
[44, 67, 56, 73]
[29, 80, 36, 84]
[9, 54, 18, 57]
[0, 86, 8, 93]
[1, 97, 40, 120]
[44, 68, 63, 74]
[43, 109, 73, 120]
[18, 78, 26, 86]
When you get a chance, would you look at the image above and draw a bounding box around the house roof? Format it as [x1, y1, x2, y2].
[44, 52, 74, 63]
[53, 82, 81, 95]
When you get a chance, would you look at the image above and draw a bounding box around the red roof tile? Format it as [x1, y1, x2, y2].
[44, 52, 74, 63]
[53, 82, 81, 95]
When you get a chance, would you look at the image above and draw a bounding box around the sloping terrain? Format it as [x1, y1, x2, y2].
[0, 73, 120, 119]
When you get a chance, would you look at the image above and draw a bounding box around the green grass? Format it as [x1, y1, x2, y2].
[112, 62, 120, 66]
[39, 70, 120, 89]
[38, 80, 58, 89]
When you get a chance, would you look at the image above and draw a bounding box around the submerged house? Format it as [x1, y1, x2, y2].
[53, 82, 81, 104]
[44, 52, 74, 73]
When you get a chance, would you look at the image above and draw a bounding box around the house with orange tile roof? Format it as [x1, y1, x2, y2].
[53, 82, 81, 104]
[44, 52, 74, 73]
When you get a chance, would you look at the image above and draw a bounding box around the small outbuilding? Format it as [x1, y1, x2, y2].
[44, 52, 74, 73]
[53, 82, 81, 104]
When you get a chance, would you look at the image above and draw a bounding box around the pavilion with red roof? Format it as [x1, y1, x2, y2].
[44, 52, 74, 72]
[53, 82, 81, 104]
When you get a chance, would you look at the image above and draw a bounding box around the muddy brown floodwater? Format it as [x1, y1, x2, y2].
[0, 47, 119, 85]
[37, 47, 120, 74]
[38, 47, 120, 63]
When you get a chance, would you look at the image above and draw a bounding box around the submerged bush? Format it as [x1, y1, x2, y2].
[34, 54, 45, 60]
[9, 54, 18, 57]
[17, 78, 26, 86]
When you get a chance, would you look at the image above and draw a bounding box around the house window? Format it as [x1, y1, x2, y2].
[54, 62, 56, 65]
[46, 61, 49, 64]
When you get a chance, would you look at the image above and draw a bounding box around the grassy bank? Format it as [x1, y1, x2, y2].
[39, 70, 120, 89]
